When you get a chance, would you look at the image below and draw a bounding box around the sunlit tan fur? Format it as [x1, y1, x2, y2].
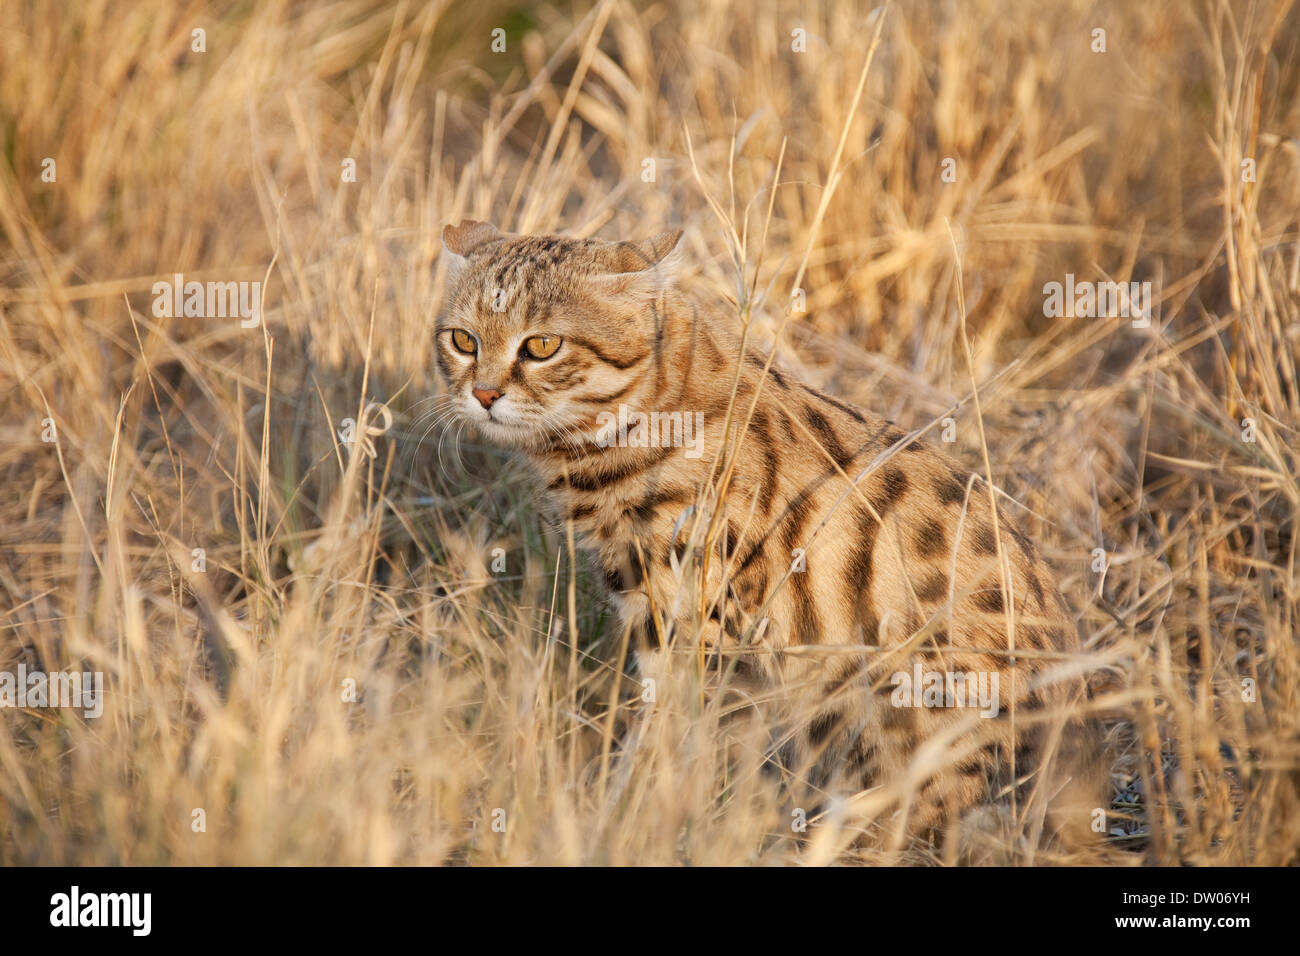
[435, 220, 1102, 849]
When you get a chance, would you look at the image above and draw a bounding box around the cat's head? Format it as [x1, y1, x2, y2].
[434, 221, 684, 452]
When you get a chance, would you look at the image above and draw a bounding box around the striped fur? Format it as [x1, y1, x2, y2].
[435, 221, 1102, 848]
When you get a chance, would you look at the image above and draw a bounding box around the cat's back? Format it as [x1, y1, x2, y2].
[722, 353, 1079, 669]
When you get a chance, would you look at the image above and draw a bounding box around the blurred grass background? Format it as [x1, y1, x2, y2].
[1, 0, 1297, 864]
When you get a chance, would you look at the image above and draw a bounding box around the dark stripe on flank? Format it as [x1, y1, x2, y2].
[789, 559, 821, 645]
[748, 411, 780, 516]
[872, 467, 909, 512]
[913, 516, 948, 558]
[808, 387, 868, 425]
[808, 711, 842, 745]
[1010, 523, 1036, 558]
[804, 405, 853, 469]
[1027, 570, 1045, 608]
[935, 470, 966, 505]
[915, 571, 949, 603]
[739, 485, 815, 575]
[781, 489, 821, 646]
[745, 353, 790, 389]
[844, 505, 878, 614]
[777, 409, 797, 443]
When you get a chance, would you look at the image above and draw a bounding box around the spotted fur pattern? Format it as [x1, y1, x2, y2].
[434, 221, 1100, 847]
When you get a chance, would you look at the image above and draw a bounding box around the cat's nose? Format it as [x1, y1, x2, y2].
[472, 386, 502, 409]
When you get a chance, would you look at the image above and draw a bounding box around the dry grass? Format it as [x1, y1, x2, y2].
[1, 0, 1298, 865]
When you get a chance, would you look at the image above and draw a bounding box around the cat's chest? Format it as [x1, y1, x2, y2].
[550, 487, 652, 545]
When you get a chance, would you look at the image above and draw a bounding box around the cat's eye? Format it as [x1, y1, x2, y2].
[522, 335, 562, 360]
[450, 329, 478, 355]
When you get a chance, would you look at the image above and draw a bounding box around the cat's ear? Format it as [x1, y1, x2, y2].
[630, 229, 685, 272]
[592, 229, 685, 298]
[441, 220, 500, 280]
